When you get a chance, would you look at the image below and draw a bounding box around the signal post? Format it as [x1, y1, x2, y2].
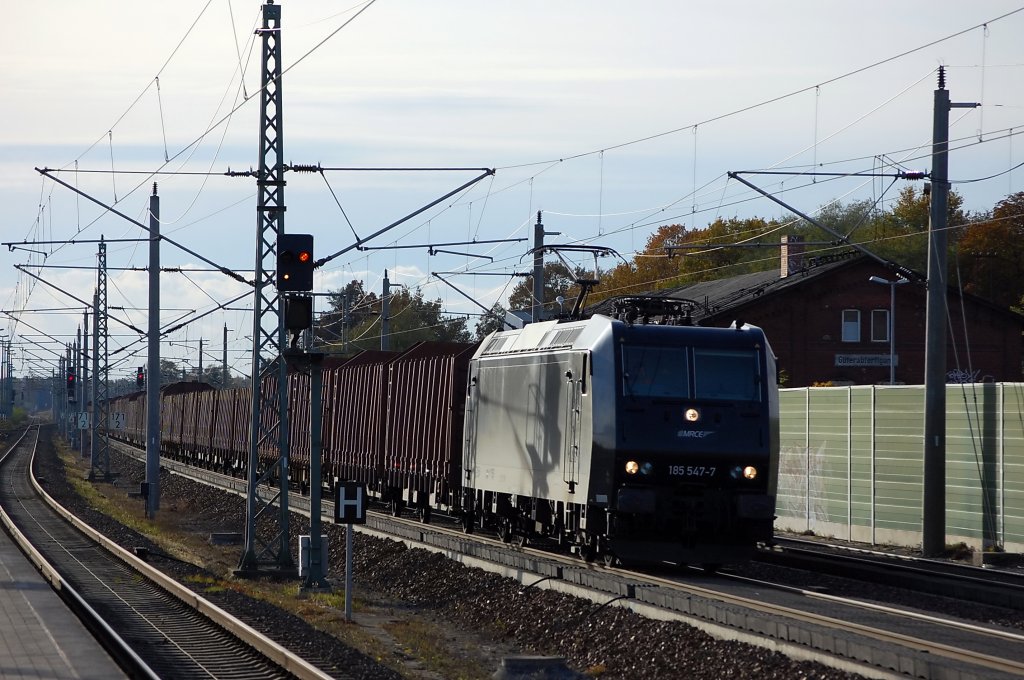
[273, 233, 332, 591]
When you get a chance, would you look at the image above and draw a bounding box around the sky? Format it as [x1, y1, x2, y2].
[2, 1, 1024, 381]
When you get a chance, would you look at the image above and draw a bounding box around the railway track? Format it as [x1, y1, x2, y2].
[758, 536, 1024, 612]
[0, 427, 334, 680]
[108, 439, 1024, 680]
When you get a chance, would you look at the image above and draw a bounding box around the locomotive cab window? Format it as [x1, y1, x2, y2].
[693, 348, 761, 401]
[622, 346, 689, 398]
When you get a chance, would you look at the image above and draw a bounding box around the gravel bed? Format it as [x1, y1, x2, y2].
[34, 432, 864, 680]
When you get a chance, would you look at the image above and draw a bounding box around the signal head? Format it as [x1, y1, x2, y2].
[276, 234, 314, 292]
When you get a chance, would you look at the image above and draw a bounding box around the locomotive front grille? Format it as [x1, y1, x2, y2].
[614, 487, 743, 541]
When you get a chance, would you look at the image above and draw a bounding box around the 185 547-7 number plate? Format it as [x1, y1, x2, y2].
[668, 465, 716, 477]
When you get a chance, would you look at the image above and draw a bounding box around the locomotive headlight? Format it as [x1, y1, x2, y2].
[625, 460, 640, 475]
[684, 408, 700, 422]
[742, 465, 758, 480]
[640, 462, 653, 475]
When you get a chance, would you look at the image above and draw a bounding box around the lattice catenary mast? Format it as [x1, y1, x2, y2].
[238, 0, 295, 576]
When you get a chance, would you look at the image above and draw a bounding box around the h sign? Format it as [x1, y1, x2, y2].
[334, 481, 367, 524]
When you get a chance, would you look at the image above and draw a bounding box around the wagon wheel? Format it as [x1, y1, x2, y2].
[418, 505, 432, 524]
[701, 563, 721, 574]
[602, 552, 618, 568]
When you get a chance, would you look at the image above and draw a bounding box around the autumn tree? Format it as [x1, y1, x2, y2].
[673, 216, 784, 282]
[865, 186, 965, 273]
[590, 217, 789, 305]
[956, 191, 1024, 308]
[343, 287, 470, 353]
[592, 224, 688, 304]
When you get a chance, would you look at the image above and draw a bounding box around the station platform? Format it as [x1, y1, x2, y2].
[0, 525, 127, 679]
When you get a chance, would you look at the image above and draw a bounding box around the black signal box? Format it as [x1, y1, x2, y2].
[276, 233, 314, 292]
[284, 295, 314, 332]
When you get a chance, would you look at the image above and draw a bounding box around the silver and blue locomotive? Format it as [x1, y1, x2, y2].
[462, 301, 779, 567]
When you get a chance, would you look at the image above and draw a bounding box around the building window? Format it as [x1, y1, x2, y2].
[871, 309, 889, 343]
[841, 309, 861, 343]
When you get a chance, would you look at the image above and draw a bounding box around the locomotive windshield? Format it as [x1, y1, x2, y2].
[622, 345, 763, 401]
[622, 346, 689, 398]
[693, 348, 761, 401]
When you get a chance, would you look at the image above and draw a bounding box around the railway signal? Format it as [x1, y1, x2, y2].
[276, 233, 314, 292]
[136, 366, 146, 388]
[66, 370, 76, 398]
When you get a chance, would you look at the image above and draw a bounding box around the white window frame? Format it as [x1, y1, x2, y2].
[841, 309, 861, 343]
[870, 309, 890, 343]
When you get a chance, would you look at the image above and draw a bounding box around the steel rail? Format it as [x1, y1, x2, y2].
[9, 430, 332, 680]
[763, 537, 1024, 609]
[0, 427, 159, 679]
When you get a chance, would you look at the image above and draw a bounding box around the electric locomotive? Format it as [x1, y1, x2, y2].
[462, 301, 779, 567]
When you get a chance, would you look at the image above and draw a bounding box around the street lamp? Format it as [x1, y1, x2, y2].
[868, 276, 909, 385]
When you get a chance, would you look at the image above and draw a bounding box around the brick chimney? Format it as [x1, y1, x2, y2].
[780, 235, 805, 278]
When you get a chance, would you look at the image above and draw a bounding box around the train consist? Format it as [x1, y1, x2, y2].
[110, 304, 779, 568]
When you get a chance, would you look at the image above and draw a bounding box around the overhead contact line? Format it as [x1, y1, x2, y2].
[37, 169, 253, 287]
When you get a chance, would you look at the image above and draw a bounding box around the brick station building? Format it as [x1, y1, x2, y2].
[634, 239, 1023, 388]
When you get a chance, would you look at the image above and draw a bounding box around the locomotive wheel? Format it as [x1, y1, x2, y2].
[576, 536, 596, 562]
[497, 522, 512, 544]
[461, 511, 475, 534]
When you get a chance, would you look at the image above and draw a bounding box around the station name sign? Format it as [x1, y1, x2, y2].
[835, 354, 897, 368]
